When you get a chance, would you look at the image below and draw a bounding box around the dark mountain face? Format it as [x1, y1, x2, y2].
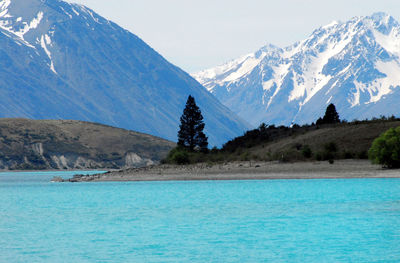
[0, 0, 249, 146]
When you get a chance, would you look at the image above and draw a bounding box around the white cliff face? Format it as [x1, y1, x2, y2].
[0, 0, 249, 146]
[193, 13, 400, 126]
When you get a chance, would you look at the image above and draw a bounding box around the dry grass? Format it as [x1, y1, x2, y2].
[0, 118, 175, 169]
[250, 121, 400, 161]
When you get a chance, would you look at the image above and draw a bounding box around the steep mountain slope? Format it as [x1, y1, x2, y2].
[0, 0, 249, 146]
[193, 13, 400, 126]
[0, 118, 175, 170]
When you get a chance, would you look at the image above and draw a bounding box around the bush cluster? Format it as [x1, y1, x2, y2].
[369, 127, 400, 168]
[164, 147, 190, 165]
[301, 145, 312, 158]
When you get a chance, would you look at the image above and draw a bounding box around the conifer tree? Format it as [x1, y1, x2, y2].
[177, 95, 208, 151]
[323, 103, 340, 124]
[317, 103, 340, 125]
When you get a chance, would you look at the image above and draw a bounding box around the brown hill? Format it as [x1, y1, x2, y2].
[0, 119, 175, 170]
[250, 120, 400, 162]
[164, 119, 400, 164]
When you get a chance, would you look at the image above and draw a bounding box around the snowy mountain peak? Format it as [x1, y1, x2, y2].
[0, 0, 249, 146]
[193, 13, 400, 127]
[370, 12, 391, 22]
[0, 0, 113, 73]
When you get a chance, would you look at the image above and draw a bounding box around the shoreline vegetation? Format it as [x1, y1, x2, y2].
[165, 101, 400, 167]
[62, 160, 400, 182]
[164, 118, 400, 165]
[1, 109, 398, 183]
[60, 116, 400, 183]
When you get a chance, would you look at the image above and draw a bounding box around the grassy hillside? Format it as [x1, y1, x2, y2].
[164, 119, 400, 164]
[0, 119, 175, 170]
[247, 120, 400, 162]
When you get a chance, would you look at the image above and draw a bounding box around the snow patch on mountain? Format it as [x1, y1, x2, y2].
[0, 0, 249, 147]
[40, 34, 57, 74]
[371, 60, 400, 102]
[0, 0, 11, 16]
[193, 12, 400, 126]
[71, 7, 79, 16]
[0, 10, 43, 39]
[373, 28, 400, 57]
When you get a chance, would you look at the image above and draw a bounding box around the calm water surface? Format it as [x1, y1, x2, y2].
[1, 172, 400, 262]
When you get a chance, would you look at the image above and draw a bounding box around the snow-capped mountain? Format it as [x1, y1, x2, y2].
[0, 0, 249, 146]
[193, 13, 400, 127]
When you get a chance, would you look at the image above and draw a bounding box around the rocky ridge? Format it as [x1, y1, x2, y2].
[194, 13, 400, 126]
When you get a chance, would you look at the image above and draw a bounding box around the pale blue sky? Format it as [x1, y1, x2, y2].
[66, 0, 400, 73]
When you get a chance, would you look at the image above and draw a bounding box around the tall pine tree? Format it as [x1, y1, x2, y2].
[316, 103, 340, 125]
[323, 103, 340, 124]
[178, 95, 208, 151]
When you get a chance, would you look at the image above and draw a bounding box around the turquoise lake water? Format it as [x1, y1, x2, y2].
[1, 172, 400, 262]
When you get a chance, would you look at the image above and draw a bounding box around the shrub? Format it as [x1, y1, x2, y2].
[343, 151, 355, 159]
[240, 152, 250, 161]
[164, 147, 190, 165]
[171, 150, 190, 165]
[322, 151, 334, 161]
[324, 142, 338, 153]
[369, 127, 400, 168]
[302, 145, 313, 158]
[317, 142, 338, 161]
[191, 152, 208, 163]
[210, 146, 218, 153]
[294, 143, 302, 150]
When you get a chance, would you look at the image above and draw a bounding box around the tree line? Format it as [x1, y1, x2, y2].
[172, 96, 400, 168]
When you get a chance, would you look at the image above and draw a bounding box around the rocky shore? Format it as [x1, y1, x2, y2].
[60, 160, 400, 182]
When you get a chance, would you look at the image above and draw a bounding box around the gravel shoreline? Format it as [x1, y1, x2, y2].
[63, 160, 400, 182]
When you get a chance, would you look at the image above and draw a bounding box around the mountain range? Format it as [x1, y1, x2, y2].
[0, 0, 249, 146]
[193, 13, 400, 126]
